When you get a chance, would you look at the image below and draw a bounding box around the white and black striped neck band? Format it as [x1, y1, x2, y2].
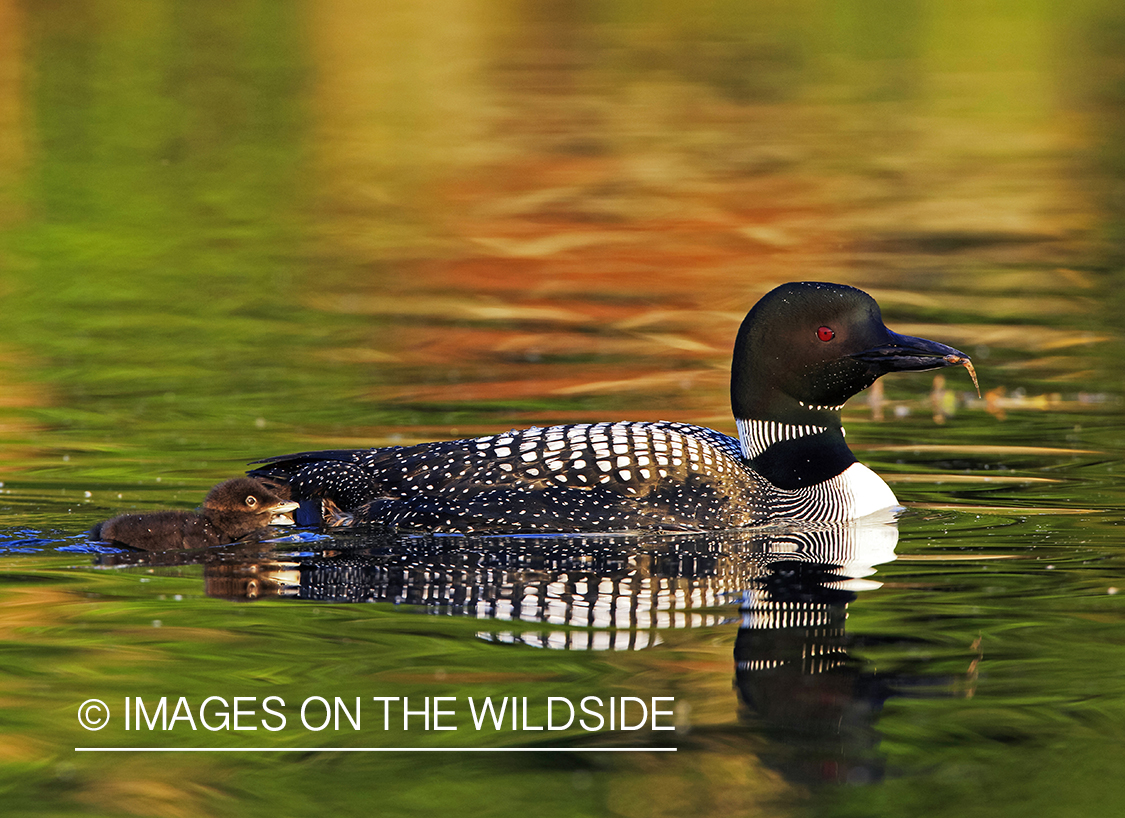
[735, 417, 831, 461]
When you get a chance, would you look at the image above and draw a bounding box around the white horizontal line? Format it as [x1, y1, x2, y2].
[75, 746, 677, 753]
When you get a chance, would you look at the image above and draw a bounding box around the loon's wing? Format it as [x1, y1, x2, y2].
[249, 423, 767, 533]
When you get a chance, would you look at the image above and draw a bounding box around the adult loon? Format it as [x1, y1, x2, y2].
[91, 477, 299, 550]
[249, 282, 974, 533]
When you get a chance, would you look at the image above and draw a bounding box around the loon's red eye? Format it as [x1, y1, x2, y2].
[817, 326, 835, 342]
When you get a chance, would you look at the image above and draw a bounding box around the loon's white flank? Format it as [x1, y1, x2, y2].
[837, 461, 900, 519]
[769, 461, 899, 522]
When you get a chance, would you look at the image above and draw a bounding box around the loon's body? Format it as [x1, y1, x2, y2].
[91, 477, 299, 550]
[250, 282, 971, 533]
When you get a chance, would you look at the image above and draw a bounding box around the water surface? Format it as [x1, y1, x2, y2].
[2, 2, 1124, 816]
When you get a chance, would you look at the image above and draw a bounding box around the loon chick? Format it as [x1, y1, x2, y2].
[249, 282, 973, 533]
[91, 477, 299, 550]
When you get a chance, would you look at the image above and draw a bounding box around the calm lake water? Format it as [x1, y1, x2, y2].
[2, 2, 1125, 816]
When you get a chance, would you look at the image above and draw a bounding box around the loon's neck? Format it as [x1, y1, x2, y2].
[736, 412, 899, 519]
[735, 412, 855, 491]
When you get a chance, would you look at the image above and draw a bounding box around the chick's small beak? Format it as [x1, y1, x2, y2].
[267, 500, 300, 526]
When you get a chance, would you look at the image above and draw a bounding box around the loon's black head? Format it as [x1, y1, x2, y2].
[731, 282, 970, 425]
[202, 477, 299, 538]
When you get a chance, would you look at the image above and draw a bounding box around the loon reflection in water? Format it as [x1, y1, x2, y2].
[200, 515, 900, 634]
[99, 516, 981, 785]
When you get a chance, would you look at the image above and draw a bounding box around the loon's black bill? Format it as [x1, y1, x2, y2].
[851, 332, 978, 393]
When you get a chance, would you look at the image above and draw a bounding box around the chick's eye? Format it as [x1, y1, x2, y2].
[817, 326, 835, 342]
[245, 496, 258, 508]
